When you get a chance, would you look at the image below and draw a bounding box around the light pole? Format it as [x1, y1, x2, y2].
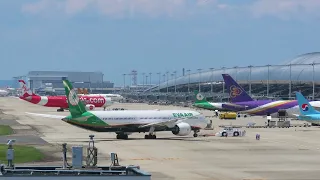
[267, 64, 270, 97]
[157, 72, 161, 92]
[234, 66, 238, 81]
[209, 68, 214, 93]
[142, 73, 145, 89]
[222, 67, 226, 94]
[187, 69, 191, 93]
[146, 75, 148, 88]
[122, 74, 126, 91]
[289, 64, 292, 99]
[149, 73, 152, 85]
[166, 71, 169, 93]
[312, 63, 315, 100]
[197, 69, 202, 92]
[171, 74, 174, 93]
[173, 71, 177, 93]
[248, 65, 253, 96]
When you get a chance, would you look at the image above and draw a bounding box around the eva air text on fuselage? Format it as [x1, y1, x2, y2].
[172, 113, 194, 118]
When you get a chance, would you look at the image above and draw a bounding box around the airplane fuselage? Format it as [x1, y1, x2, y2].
[21, 95, 113, 109]
[62, 110, 208, 133]
[78, 94, 124, 101]
[195, 99, 320, 118]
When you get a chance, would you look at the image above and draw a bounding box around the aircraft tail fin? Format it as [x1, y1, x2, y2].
[222, 74, 254, 102]
[62, 80, 87, 117]
[194, 90, 207, 103]
[18, 80, 36, 97]
[296, 92, 320, 115]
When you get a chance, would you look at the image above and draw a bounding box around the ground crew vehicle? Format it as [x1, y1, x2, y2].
[215, 126, 246, 137]
[219, 112, 237, 119]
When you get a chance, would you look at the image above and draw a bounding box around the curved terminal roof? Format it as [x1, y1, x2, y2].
[148, 52, 320, 91]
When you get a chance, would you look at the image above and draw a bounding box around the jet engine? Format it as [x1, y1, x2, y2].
[172, 122, 192, 136]
[85, 104, 95, 111]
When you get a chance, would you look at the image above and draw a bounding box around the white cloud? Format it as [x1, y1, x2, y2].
[249, 0, 320, 19]
[21, 0, 226, 18]
[20, 0, 320, 20]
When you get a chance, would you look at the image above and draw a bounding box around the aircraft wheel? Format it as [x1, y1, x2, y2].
[193, 133, 198, 137]
[144, 135, 149, 139]
[123, 134, 128, 139]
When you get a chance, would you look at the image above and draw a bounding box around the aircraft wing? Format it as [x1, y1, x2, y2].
[138, 115, 200, 128]
[25, 112, 65, 119]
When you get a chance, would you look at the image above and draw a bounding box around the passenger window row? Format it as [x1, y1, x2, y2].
[101, 116, 198, 121]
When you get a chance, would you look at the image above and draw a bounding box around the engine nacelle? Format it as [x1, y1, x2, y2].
[85, 104, 95, 111]
[171, 122, 192, 136]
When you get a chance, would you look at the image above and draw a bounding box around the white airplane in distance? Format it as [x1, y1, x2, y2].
[26, 80, 208, 140]
[78, 93, 124, 102]
[0, 89, 9, 97]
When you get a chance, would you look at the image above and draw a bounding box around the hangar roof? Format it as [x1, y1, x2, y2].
[149, 52, 320, 91]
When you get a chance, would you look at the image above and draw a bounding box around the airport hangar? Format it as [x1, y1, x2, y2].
[14, 71, 116, 95]
[137, 52, 320, 102]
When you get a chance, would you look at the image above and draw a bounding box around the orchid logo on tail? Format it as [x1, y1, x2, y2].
[196, 93, 204, 100]
[301, 103, 309, 111]
[69, 89, 79, 106]
[230, 85, 242, 98]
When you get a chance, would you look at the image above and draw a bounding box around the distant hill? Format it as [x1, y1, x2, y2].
[0, 80, 17, 88]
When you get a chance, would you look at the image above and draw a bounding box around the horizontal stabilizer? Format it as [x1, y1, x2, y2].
[25, 112, 65, 119]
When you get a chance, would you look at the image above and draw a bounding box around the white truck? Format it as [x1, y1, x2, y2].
[215, 126, 246, 137]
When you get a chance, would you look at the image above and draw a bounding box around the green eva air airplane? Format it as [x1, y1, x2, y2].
[26, 80, 208, 140]
[192, 91, 225, 111]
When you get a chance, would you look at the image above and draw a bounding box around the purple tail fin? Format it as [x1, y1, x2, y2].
[222, 74, 254, 102]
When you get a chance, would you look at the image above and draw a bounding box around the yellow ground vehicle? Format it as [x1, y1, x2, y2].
[219, 112, 237, 119]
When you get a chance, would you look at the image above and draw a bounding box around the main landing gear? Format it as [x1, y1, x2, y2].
[145, 134, 156, 139]
[57, 108, 64, 112]
[116, 133, 128, 139]
[193, 130, 199, 137]
[145, 126, 156, 139]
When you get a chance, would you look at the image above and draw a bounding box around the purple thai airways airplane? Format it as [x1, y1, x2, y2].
[221, 74, 320, 118]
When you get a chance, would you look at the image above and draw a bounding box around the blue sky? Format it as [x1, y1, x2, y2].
[1, 0, 320, 86]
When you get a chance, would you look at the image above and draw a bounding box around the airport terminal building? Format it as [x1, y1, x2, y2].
[145, 52, 320, 100]
[25, 71, 115, 95]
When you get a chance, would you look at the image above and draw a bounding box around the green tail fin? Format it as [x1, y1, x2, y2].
[62, 80, 87, 117]
[194, 90, 207, 103]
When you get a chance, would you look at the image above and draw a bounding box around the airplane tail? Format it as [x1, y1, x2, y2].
[296, 92, 320, 115]
[62, 80, 87, 117]
[18, 80, 36, 97]
[222, 74, 253, 103]
[194, 90, 207, 103]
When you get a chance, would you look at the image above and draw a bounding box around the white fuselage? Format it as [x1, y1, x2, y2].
[79, 94, 124, 102]
[208, 101, 320, 119]
[0, 90, 9, 96]
[276, 101, 320, 118]
[89, 110, 208, 128]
